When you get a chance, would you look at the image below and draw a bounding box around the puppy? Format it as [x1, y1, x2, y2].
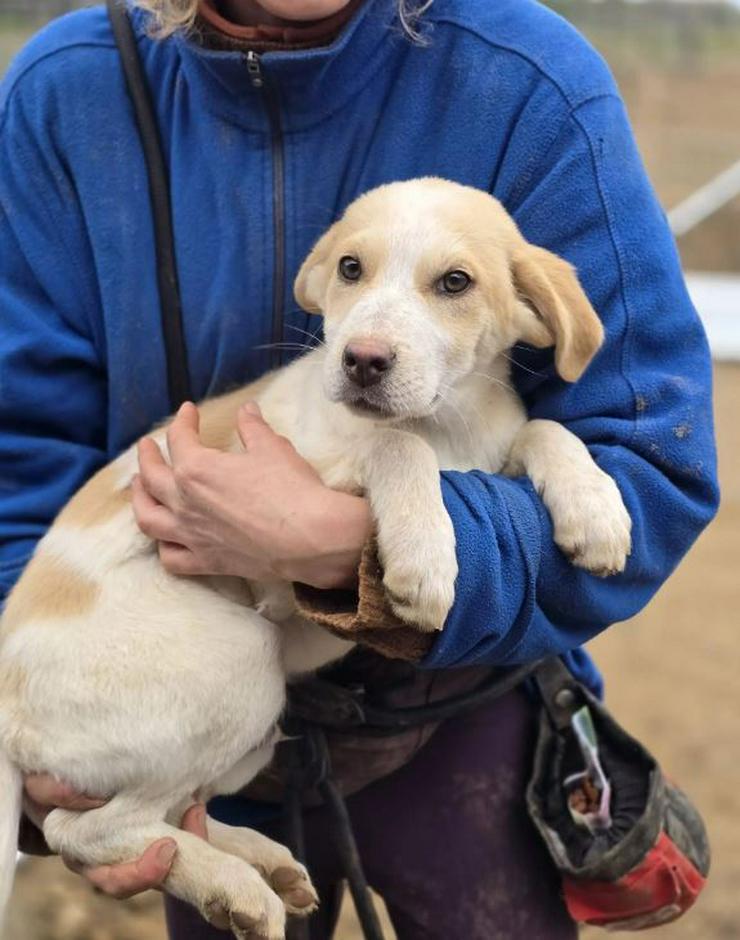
[0, 178, 631, 939]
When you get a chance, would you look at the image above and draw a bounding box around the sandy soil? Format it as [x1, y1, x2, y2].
[5, 366, 739, 938]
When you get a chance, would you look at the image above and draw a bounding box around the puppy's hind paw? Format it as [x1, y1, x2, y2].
[231, 911, 274, 940]
[270, 866, 319, 917]
[201, 859, 286, 940]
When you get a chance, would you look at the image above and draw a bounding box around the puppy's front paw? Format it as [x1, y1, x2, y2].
[202, 858, 286, 940]
[380, 517, 458, 632]
[552, 472, 632, 577]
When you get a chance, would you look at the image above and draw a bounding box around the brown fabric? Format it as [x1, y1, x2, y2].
[243, 648, 495, 805]
[196, 0, 364, 52]
[294, 537, 436, 663]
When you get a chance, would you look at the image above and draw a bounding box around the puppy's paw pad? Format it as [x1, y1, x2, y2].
[271, 866, 318, 916]
[204, 900, 230, 930]
[231, 911, 272, 940]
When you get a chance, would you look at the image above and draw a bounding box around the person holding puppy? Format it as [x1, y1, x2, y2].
[0, 0, 718, 938]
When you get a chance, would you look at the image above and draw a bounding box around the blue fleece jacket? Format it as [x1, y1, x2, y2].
[0, 0, 718, 701]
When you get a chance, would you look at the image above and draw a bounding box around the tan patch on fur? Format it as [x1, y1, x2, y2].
[295, 178, 603, 383]
[295, 226, 389, 319]
[197, 374, 276, 451]
[1, 554, 99, 636]
[56, 462, 131, 530]
[55, 375, 277, 534]
[511, 245, 604, 382]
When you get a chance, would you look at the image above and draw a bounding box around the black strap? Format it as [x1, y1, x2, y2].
[532, 656, 586, 731]
[107, 0, 191, 411]
[286, 659, 543, 734]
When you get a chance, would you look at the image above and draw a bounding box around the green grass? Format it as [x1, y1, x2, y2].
[0, 19, 40, 76]
[545, 0, 740, 72]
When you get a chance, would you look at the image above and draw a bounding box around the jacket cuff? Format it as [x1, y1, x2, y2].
[293, 537, 435, 663]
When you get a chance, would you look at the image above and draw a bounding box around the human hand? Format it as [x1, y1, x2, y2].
[132, 401, 372, 589]
[23, 774, 206, 898]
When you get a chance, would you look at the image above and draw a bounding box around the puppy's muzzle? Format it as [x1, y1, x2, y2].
[342, 340, 396, 389]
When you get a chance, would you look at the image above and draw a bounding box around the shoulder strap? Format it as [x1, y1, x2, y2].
[107, 0, 192, 411]
[533, 656, 586, 731]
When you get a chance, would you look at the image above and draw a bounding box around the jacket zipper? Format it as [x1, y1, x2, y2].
[246, 50, 286, 369]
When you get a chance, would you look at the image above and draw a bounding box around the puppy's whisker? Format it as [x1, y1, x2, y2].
[436, 385, 475, 448]
[500, 353, 544, 378]
[251, 342, 316, 353]
[469, 370, 516, 393]
[284, 324, 326, 347]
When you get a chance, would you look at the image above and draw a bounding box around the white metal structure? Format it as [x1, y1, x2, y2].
[667, 159, 740, 361]
[668, 159, 740, 239]
[685, 272, 740, 361]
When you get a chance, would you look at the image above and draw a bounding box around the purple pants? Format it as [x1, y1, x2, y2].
[165, 688, 577, 940]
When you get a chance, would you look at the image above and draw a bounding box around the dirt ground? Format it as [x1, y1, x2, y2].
[5, 365, 740, 939]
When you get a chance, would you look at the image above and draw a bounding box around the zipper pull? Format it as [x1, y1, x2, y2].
[246, 51, 264, 89]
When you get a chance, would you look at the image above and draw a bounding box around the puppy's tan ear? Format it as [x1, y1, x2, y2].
[294, 226, 339, 314]
[511, 244, 604, 382]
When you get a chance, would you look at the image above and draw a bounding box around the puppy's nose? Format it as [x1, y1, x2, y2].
[342, 341, 395, 388]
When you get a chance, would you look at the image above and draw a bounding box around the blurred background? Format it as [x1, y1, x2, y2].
[1, 0, 739, 937]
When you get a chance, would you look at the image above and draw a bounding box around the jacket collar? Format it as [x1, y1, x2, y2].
[196, 0, 365, 50]
[134, 0, 402, 132]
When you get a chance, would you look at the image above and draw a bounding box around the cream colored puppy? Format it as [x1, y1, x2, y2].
[0, 179, 631, 939]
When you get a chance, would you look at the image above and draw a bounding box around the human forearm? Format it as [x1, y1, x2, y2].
[279, 488, 372, 590]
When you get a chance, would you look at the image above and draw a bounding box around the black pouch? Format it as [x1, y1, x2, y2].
[527, 659, 710, 931]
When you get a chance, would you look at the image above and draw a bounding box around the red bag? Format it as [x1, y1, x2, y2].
[527, 660, 710, 932]
[563, 829, 706, 930]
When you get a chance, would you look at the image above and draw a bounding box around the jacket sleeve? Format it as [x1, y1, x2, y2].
[0, 77, 108, 606]
[423, 92, 719, 668]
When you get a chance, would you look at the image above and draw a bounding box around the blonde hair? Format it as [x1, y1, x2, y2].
[133, 0, 434, 39]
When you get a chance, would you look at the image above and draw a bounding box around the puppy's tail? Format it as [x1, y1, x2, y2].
[0, 749, 21, 923]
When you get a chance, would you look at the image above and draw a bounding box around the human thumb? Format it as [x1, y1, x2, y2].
[237, 400, 270, 448]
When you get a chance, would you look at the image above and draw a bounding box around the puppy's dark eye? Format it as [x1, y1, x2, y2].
[439, 270, 472, 295]
[339, 256, 362, 282]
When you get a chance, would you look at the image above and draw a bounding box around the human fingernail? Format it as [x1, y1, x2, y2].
[241, 401, 261, 416]
[157, 842, 177, 867]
